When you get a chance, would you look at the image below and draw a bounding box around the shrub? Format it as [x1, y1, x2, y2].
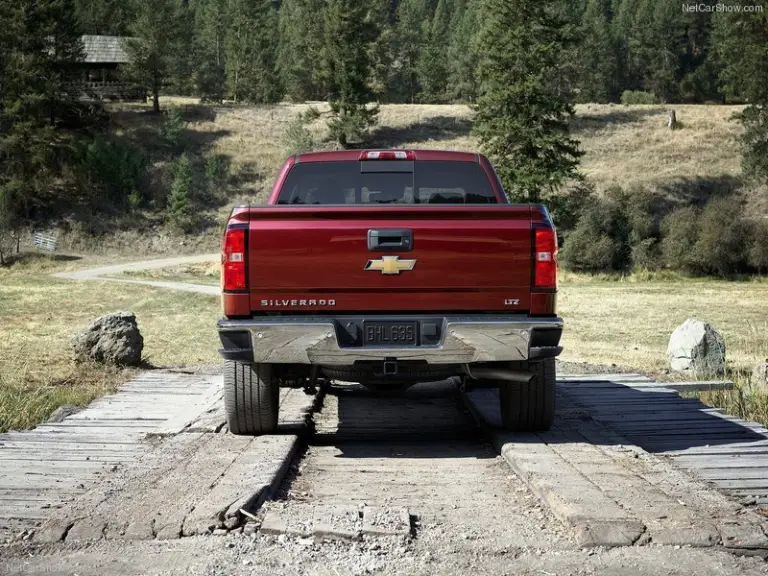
[631, 237, 661, 270]
[693, 197, 749, 276]
[620, 90, 659, 105]
[560, 197, 631, 272]
[545, 180, 596, 240]
[284, 115, 315, 155]
[77, 136, 146, 210]
[167, 154, 195, 232]
[161, 107, 186, 149]
[560, 223, 617, 272]
[205, 153, 229, 188]
[748, 219, 768, 274]
[661, 206, 700, 272]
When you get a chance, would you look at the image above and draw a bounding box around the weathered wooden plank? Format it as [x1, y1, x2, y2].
[569, 398, 701, 407]
[563, 381, 734, 392]
[693, 468, 768, 480]
[609, 418, 764, 431]
[587, 412, 733, 423]
[727, 489, 768, 497]
[666, 445, 768, 457]
[673, 455, 768, 468]
[557, 374, 649, 380]
[712, 479, 768, 490]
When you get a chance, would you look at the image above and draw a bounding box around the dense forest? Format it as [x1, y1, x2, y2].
[1, 0, 767, 275]
[70, 0, 763, 106]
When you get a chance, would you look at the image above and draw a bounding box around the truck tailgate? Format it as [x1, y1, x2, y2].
[246, 206, 533, 312]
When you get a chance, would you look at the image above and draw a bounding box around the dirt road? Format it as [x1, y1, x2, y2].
[1, 256, 767, 575]
[52, 253, 220, 295]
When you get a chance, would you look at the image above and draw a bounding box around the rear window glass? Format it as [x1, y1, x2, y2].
[276, 161, 498, 205]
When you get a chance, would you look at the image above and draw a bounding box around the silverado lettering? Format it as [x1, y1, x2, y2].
[260, 299, 336, 307]
[218, 149, 564, 436]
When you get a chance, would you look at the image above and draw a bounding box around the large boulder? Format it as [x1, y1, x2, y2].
[667, 318, 726, 376]
[752, 362, 768, 394]
[72, 311, 143, 366]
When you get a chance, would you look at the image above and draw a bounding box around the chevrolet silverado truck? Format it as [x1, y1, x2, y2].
[218, 149, 563, 435]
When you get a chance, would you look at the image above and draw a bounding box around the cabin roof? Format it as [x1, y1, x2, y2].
[81, 35, 130, 64]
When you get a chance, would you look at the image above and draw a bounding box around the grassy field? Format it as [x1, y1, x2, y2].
[0, 254, 220, 432]
[163, 100, 746, 199]
[108, 99, 756, 229]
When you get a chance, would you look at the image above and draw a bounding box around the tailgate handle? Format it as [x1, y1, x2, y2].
[368, 229, 413, 252]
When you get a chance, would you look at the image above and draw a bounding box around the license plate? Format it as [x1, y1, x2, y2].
[363, 321, 418, 346]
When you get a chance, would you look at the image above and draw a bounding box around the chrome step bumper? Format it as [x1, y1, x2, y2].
[218, 315, 563, 365]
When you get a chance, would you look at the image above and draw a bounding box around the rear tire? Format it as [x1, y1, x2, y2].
[498, 359, 556, 432]
[224, 361, 279, 436]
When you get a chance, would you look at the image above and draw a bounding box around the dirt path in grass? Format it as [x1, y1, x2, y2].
[52, 253, 220, 295]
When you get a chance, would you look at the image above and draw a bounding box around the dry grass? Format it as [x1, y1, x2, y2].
[572, 104, 745, 194]
[0, 254, 220, 432]
[111, 261, 222, 286]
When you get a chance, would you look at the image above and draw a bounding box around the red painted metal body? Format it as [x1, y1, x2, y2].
[222, 151, 557, 317]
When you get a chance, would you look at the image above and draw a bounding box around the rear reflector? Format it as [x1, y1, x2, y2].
[223, 228, 246, 292]
[534, 227, 557, 290]
[360, 150, 415, 161]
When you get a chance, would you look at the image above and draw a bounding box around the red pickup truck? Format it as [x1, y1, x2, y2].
[218, 149, 563, 435]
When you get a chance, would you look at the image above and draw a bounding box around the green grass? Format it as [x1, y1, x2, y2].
[0, 253, 220, 432]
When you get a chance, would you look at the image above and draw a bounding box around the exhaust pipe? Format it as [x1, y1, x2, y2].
[464, 365, 534, 383]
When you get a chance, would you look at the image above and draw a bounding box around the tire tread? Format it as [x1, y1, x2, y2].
[499, 359, 556, 432]
[224, 361, 279, 435]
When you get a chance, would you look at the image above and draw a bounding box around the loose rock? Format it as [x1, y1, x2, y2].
[667, 318, 726, 376]
[750, 362, 768, 394]
[72, 311, 143, 366]
[47, 404, 82, 423]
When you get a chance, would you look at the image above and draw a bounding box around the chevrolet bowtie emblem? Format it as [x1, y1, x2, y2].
[365, 255, 417, 275]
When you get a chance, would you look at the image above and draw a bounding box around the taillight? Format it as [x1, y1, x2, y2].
[223, 227, 246, 292]
[534, 226, 557, 290]
[359, 150, 415, 161]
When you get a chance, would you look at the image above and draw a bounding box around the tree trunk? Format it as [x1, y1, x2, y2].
[667, 109, 677, 130]
[152, 75, 161, 113]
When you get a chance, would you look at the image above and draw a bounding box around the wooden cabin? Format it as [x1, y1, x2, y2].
[72, 35, 145, 101]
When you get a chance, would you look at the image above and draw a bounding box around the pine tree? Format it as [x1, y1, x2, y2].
[578, 0, 618, 103]
[226, 0, 281, 103]
[168, 0, 197, 96]
[366, 0, 395, 102]
[447, 0, 481, 102]
[74, 0, 136, 35]
[167, 153, 195, 232]
[194, 0, 228, 102]
[645, 0, 682, 102]
[392, 0, 429, 103]
[417, 0, 451, 102]
[277, 0, 326, 101]
[0, 0, 84, 258]
[125, 0, 181, 112]
[474, 0, 583, 202]
[321, 0, 379, 146]
[714, 8, 768, 186]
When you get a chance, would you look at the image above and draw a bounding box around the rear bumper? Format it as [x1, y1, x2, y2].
[218, 315, 563, 365]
